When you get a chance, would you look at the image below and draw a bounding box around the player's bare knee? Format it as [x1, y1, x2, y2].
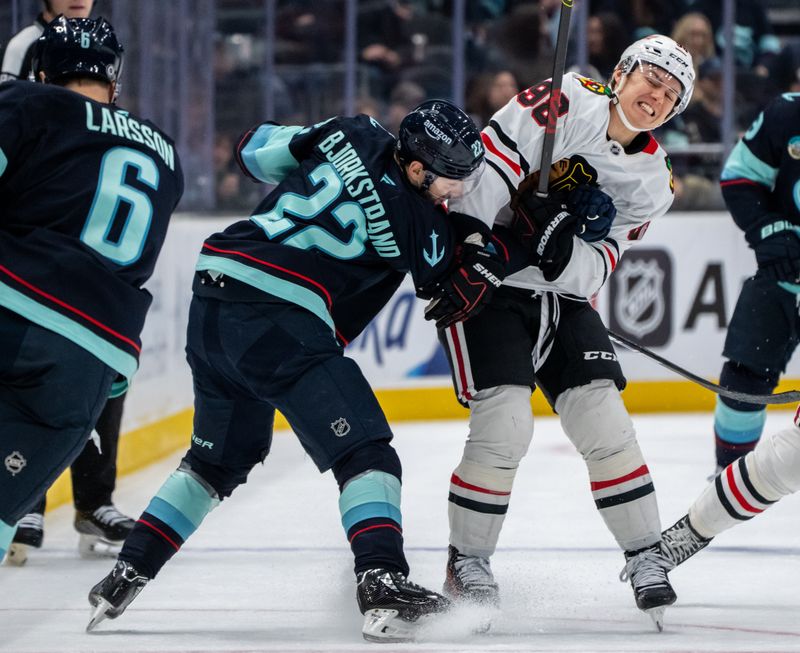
[555, 379, 637, 460]
[464, 385, 534, 467]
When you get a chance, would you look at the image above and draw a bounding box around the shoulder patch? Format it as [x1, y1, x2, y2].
[664, 156, 674, 194]
[576, 77, 612, 98]
[788, 136, 800, 160]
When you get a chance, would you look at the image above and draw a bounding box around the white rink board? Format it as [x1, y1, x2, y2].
[123, 212, 799, 431]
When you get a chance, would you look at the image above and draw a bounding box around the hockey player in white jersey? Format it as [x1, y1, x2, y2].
[434, 35, 694, 630]
[660, 406, 800, 568]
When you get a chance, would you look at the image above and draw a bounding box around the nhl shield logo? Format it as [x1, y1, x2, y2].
[610, 250, 672, 346]
[4, 451, 27, 476]
[331, 417, 351, 438]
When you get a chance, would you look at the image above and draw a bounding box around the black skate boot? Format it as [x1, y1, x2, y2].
[6, 513, 44, 566]
[659, 515, 712, 568]
[357, 568, 450, 642]
[75, 504, 135, 558]
[620, 544, 677, 632]
[86, 560, 149, 631]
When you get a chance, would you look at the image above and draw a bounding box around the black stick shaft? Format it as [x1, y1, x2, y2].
[536, 0, 574, 198]
[608, 330, 800, 405]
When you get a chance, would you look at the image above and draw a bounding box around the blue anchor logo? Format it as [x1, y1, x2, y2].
[423, 230, 445, 267]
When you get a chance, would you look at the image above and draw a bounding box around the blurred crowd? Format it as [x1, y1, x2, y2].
[210, 0, 800, 212]
[3, 0, 798, 212]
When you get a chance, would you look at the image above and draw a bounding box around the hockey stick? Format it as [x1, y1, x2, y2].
[607, 330, 800, 405]
[536, 0, 574, 198]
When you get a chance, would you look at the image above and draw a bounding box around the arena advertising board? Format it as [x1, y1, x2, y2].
[122, 213, 800, 430]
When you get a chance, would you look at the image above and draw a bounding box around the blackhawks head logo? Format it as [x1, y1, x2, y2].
[577, 76, 612, 97]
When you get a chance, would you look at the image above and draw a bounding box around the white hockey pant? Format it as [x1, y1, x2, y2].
[689, 422, 800, 538]
[555, 379, 661, 552]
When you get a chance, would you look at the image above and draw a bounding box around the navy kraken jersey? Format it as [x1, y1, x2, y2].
[0, 82, 184, 379]
[721, 93, 800, 244]
[198, 115, 492, 343]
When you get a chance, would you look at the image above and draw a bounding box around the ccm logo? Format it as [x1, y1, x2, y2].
[584, 350, 617, 361]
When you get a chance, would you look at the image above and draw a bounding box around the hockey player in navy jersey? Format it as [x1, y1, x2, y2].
[435, 35, 694, 630]
[0, 16, 183, 564]
[700, 93, 800, 474]
[86, 100, 521, 642]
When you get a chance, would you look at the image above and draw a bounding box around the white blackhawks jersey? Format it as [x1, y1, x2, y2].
[451, 72, 675, 300]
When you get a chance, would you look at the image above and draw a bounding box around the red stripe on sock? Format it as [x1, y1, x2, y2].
[590, 465, 649, 491]
[138, 518, 180, 551]
[725, 464, 763, 514]
[450, 473, 510, 496]
[349, 523, 402, 543]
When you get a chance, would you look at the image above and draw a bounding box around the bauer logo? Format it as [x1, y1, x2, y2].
[609, 249, 672, 346]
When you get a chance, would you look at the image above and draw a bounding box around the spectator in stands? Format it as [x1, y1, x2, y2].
[482, 4, 553, 87]
[591, 0, 686, 41]
[465, 68, 521, 128]
[768, 42, 800, 94]
[683, 0, 781, 74]
[384, 79, 426, 136]
[586, 12, 629, 80]
[671, 11, 716, 99]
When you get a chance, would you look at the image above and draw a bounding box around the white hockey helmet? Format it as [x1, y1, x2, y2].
[614, 35, 695, 120]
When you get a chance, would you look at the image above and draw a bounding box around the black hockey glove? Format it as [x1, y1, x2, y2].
[751, 221, 800, 288]
[567, 184, 617, 243]
[511, 192, 578, 279]
[424, 234, 505, 329]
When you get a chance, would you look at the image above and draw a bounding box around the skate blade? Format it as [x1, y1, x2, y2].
[86, 598, 113, 632]
[79, 534, 122, 559]
[361, 608, 421, 643]
[646, 606, 666, 632]
[5, 543, 29, 566]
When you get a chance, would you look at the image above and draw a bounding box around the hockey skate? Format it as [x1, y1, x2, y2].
[86, 560, 149, 631]
[75, 504, 134, 558]
[5, 513, 44, 566]
[659, 515, 712, 568]
[357, 568, 450, 642]
[620, 544, 677, 632]
[443, 545, 499, 632]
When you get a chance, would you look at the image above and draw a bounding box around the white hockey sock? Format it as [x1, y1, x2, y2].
[689, 425, 800, 538]
[586, 445, 661, 551]
[448, 459, 517, 558]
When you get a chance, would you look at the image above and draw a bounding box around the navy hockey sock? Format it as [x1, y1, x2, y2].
[714, 363, 775, 468]
[119, 466, 220, 579]
[339, 470, 408, 576]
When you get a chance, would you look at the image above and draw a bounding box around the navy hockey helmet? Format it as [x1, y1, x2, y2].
[397, 99, 485, 179]
[32, 16, 123, 90]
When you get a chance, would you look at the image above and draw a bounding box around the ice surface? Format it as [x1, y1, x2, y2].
[3, 412, 798, 652]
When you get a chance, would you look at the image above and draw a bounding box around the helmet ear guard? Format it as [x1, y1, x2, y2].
[32, 15, 124, 101]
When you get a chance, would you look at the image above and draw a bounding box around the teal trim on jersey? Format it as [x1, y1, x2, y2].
[721, 140, 778, 188]
[0, 520, 16, 561]
[145, 469, 220, 540]
[109, 378, 129, 398]
[778, 281, 800, 294]
[241, 124, 303, 185]
[714, 397, 766, 444]
[380, 173, 396, 186]
[0, 280, 138, 380]
[196, 254, 335, 332]
[339, 471, 402, 532]
[0, 147, 7, 178]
